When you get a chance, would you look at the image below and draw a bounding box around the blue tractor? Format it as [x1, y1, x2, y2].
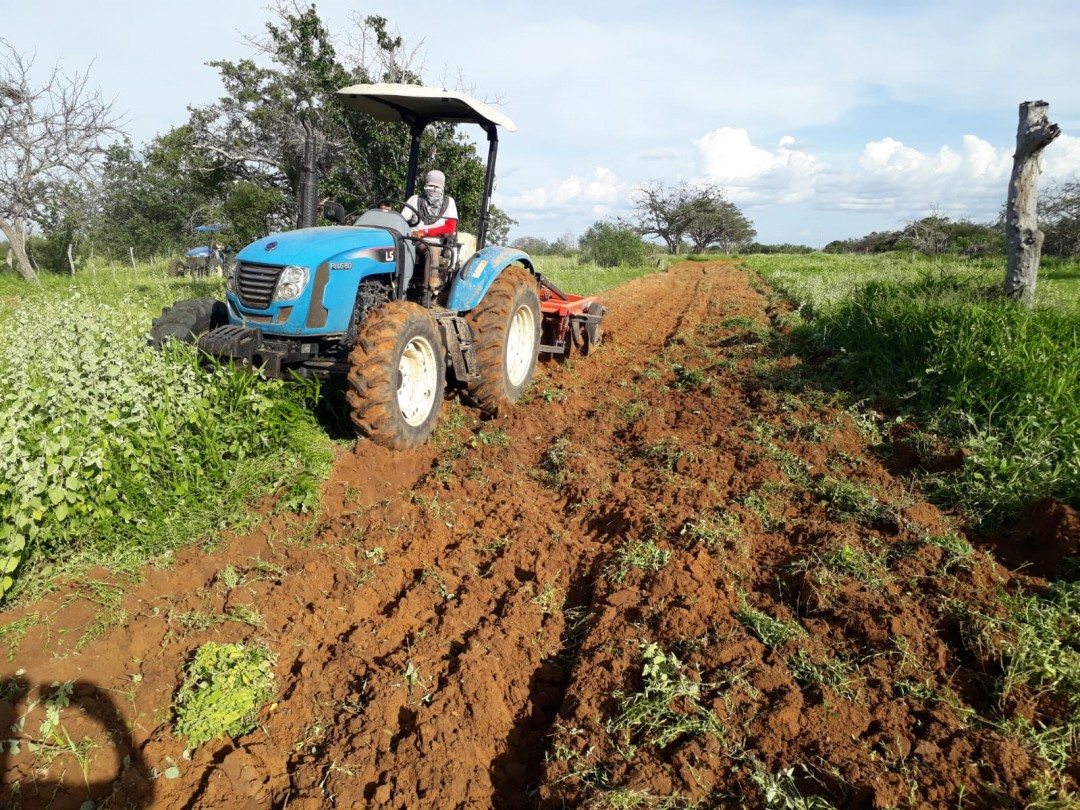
[149, 84, 605, 449]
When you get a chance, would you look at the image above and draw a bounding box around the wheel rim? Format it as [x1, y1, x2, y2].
[505, 304, 536, 387]
[397, 336, 439, 426]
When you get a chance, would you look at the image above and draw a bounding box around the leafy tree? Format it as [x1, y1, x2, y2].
[484, 205, 517, 246]
[92, 134, 214, 261]
[744, 242, 815, 254]
[631, 181, 754, 254]
[827, 216, 1003, 257]
[682, 184, 756, 252]
[511, 236, 557, 255]
[186, 3, 487, 236]
[33, 179, 97, 272]
[579, 220, 648, 267]
[0, 38, 123, 281]
[221, 182, 284, 248]
[824, 231, 903, 254]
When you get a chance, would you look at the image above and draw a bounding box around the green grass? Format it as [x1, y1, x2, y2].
[608, 641, 724, 751]
[735, 595, 806, 648]
[0, 263, 333, 604]
[744, 253, 1080, 527]
[534, 254, 662, 296]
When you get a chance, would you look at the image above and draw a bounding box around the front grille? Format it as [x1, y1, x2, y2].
[236, 262, 283, 310]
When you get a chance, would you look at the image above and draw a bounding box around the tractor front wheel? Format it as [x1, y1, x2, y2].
[464, 265, 541, 415]
[148, 298, 228, 348]
[347, 302, 446, 450]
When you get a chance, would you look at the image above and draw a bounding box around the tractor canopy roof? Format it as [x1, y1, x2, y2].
[335, 83, 516, 133]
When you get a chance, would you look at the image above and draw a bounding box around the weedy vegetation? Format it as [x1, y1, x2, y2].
[608, 641, 724, 751]
[173, 640, 276, 750]
[744, 253, 1080, 529]
[0, 268, 334, 604]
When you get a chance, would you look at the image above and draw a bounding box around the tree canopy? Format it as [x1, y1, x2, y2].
[630, 181, 755, 255]
[3, 4, 503, 274]
[579, 220, 648, 267]
[183, 3, 487, 242]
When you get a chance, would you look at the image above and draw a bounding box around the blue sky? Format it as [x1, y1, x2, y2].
[6, 0, 1080, 247]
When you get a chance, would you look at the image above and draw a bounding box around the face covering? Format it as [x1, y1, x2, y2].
[418, 184, 447, 225]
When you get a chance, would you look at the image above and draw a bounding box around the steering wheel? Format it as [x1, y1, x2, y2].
[375, 198, 421, 228]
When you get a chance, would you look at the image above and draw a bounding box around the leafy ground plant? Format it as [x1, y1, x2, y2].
[0, 285, 332, 603]
[609, 641, 723, 751]
[174, 641, 276, 750]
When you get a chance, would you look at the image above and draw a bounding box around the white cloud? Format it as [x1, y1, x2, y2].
[695, 128, 824, 204]
[499, 167, 630, 225]
[690, 126, 1080, 224]
[1043, 133, 1080, 179]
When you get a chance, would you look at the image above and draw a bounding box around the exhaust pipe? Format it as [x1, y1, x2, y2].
[297, 118, 319, 229]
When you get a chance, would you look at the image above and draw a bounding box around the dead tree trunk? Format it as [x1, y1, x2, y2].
[0, 217, 39, 283]
[1003, 101, 1060, 305]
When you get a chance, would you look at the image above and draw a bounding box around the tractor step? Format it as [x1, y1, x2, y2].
[433, 311, 480, 382]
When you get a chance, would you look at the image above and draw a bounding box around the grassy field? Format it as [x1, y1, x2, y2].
[531, 253, 665, 296]
[741, 252, 1080, 527]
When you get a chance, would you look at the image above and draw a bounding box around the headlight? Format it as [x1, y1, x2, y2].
[274, 265, 309, 301]
[226, 261, 239, 293]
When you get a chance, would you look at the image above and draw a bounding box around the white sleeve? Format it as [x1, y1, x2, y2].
[444, 197, 459, 221]
[403, 195, 420, 225]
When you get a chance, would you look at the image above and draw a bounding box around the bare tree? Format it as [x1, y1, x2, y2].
[900, 207, 951, 256]
[0, 39, 122, 282]
[342, 12, 427, 84]
[1039, 180, 1080, 258]
[1003, 100, 1060, 304]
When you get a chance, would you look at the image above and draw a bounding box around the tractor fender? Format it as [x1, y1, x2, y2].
[446, 247, 535, 312]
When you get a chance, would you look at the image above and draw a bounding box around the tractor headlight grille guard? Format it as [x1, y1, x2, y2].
[235, 262, 285, 310]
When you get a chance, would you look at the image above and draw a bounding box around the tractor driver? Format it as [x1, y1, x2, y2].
[402, 169, 458, 292]
[403, 169, 458, 242]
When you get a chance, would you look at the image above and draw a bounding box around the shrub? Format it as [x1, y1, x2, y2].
[579, 220, 648, 268]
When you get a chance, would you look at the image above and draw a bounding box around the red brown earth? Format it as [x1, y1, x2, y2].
[1, 261, 1077, 809]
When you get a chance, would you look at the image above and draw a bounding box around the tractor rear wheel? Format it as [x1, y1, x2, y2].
[148, 298, 228, 348]
[464, 265, 541, 415]
[346, 302, 446, 450]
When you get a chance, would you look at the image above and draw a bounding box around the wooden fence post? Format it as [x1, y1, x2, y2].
[1003, 101, 1061, 305]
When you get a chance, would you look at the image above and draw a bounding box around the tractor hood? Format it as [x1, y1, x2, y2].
[236, 226, 393, 267]
[229, 224, 401, 336]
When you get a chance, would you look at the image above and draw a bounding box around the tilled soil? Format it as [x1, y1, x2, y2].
[1, 261, 1076, 809]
